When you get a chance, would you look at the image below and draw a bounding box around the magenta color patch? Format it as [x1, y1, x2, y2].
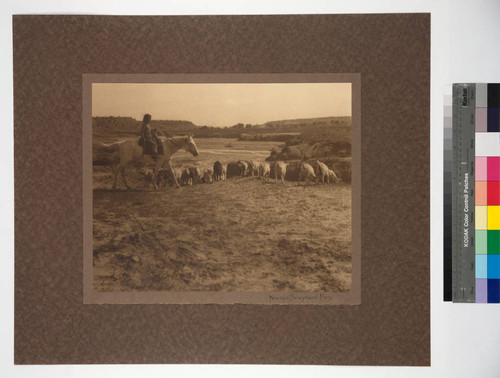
[488, 157, 500, 181]
[476, 157, 488, 181]
[476, 108, 488, 132]
[476, 279, 488, 303]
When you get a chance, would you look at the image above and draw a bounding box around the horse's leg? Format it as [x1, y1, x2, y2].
[153, 158, 166, 190]
[121, 167, 132, 190]
[112, 164, 121, 190]
[166, 160, 180, 188]
[157, 171, 164, 188]
[152, 167, 158, 189]
[157, 170, 164, 188]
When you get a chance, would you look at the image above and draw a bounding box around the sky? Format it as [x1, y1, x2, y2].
[92, 83, 351, 127]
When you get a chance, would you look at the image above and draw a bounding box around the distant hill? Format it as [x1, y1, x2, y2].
[92, 115, 351, 139]
[93, 116, 139, 131]
[255, 116, 352, 164]
[262, 116, 351, 128]
[93, 116, 197, 137]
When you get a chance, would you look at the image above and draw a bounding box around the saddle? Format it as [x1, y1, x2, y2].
[139, 129, 164, 155]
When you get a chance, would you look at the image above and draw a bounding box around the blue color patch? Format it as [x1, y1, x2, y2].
[488, 255, 500, 279]
[488, 279, 500, 303]
[476, 255, 488, 279]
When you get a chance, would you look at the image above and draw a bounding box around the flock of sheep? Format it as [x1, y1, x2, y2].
[144, 159, 340, 188]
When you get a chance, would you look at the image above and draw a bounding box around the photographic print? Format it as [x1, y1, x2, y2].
[83, 74, 360, 304]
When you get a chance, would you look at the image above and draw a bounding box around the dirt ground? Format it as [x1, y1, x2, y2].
[93, 174, 352, 293]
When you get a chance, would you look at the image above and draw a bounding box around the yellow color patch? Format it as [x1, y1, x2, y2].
[488, 206, 500, 230]
[476, 206, 488, 230]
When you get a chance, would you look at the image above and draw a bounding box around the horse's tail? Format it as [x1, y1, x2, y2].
[93, 141, 121, 166]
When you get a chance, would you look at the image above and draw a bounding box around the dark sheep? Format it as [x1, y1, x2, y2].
[213, 161, 223, 181]
[226, 161, 241, 178]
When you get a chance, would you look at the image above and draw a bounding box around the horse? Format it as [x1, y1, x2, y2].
[94, 135, 199, 190]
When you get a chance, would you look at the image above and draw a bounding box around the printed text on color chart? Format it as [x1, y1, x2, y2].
[463, 172, 470, 247]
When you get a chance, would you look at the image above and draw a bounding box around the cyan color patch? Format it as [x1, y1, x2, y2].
[476, 255, 488, 279]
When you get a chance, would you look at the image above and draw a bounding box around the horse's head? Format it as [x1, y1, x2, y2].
[184, 136, 199, 157]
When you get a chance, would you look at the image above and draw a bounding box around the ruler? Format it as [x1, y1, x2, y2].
[452, 83, 476, 302]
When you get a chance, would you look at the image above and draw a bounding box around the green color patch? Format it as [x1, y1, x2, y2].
[488, 230, 500, 254]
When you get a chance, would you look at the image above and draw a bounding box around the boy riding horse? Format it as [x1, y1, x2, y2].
[140, 113, 164, 158]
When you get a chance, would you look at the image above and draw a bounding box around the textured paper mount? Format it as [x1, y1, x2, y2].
[14, 14, 430, 365]
[83, 73, 361, 305]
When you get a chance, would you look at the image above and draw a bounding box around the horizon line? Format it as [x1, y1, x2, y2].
[92, 114, 352, 128]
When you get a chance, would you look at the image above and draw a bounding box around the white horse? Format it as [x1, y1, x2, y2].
[95, 135, 199, 190]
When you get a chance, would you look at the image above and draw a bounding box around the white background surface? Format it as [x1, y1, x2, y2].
[2, 1, 500, 377]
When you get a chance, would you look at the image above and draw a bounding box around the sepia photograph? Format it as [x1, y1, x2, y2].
[84, 74, 360, 304]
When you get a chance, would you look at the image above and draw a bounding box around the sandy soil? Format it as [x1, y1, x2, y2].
[93, 176, 352, 293]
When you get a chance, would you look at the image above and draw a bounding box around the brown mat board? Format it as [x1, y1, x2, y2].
[14, 14, 429, 365]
